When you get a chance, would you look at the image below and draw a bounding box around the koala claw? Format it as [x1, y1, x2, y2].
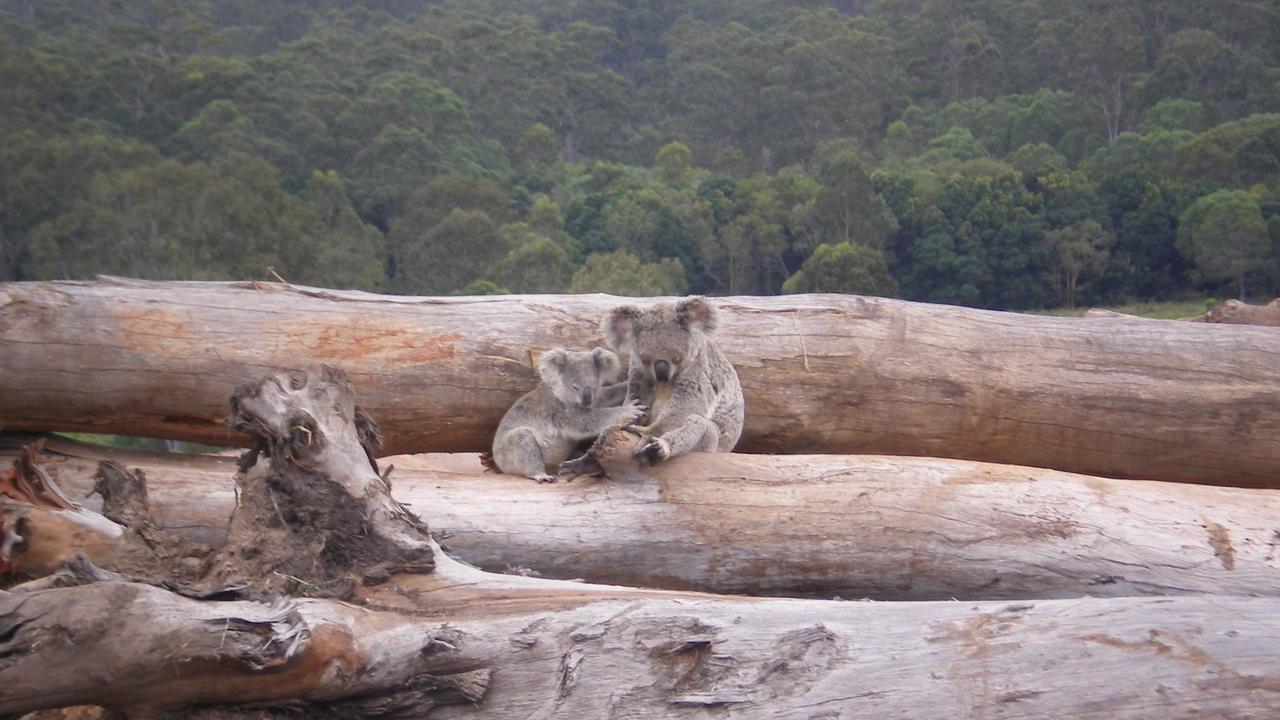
[533, 473, 557, 484]
[621, 400, 647, 422]
[633, 438, 670, 466]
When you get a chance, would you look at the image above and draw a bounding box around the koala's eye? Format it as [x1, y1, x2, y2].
[672, 354, 683, 364]
[641, 356, 652, 365]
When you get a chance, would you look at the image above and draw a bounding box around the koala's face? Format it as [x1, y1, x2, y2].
[538, 347, 623, 406]
[603, 297, 718, 383]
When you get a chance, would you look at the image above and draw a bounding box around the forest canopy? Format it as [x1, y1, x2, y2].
[2, 0, 1279, 309]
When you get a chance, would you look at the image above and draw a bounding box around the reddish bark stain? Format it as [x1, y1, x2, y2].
[309, 323, 463, 365]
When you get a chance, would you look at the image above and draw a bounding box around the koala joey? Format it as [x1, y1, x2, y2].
[492, 347, 643, 483]
[601, 296, 744, 466]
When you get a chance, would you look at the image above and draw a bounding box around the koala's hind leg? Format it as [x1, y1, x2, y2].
[557, 451, 605, 479]
[556, 426, 618, 478]
[635, 415, 720, 465]
[494, 428, 555, 483]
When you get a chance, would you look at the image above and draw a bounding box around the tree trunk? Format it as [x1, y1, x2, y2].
[2, 367, 1279, 719]
[6, 579, 1280, 719]
[14, 434, 1280, 602]
[4, 278, 1280, 487]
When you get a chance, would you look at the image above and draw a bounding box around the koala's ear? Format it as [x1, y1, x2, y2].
[602, 306, 641, 350]
[676, 296, 718, 334]
[591, 347, 616, 370]
[537, 348, 568, 378]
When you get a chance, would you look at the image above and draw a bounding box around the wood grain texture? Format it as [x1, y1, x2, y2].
[4, 579, 1279, 719]
[3, 278, 1280, 486]
[19, 437, 1280, 601]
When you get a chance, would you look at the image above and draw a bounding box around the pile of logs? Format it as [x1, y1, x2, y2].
[2, 278, 1279, 717]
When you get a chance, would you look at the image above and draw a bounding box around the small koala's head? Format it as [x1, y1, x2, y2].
[602, 296, 718, 383]
[538, 347, 624, 407]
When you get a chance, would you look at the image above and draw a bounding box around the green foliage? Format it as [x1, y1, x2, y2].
[781, 242, 897, 297]
[1007, 143, 1067, 179]
[810, 151, 898, 249]
[516, 123, 560, 173]
[297, 170, 386, 289]
[568, 251, 688, 296]
[1140, 99, 1213, 134]
[26, 154, 317, 281]
[1046, 220, 1114, 309]
[2, 0, 1280, 308]
[392, 208, 506, 294]
[1177, 190, 1271, 299]
[1170, 114, 1280, 185]
[655, 142, 695, 185]
[489, 231, 574, 293]
[455, 279, 508, 295]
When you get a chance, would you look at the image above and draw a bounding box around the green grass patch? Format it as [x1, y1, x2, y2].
[56, 432, 224, 454]
[1027, 298, 1215, 319]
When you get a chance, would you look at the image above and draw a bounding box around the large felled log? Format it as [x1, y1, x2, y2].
[7, 579, 1280, 719]
[16, 435, 1280, 602]
[4, 278, 1280, 487]
[4, 370, 1280, 719]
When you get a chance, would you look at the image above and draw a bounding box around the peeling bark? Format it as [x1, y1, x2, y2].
[4, 279, 1280, 486]
[13, 435, 1280, 602]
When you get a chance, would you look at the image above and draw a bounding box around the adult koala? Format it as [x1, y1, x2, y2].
[602, 296, 744, 465]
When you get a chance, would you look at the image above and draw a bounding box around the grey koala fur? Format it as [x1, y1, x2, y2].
[492, 347, 642, 483]
[593, 296, 744, 466]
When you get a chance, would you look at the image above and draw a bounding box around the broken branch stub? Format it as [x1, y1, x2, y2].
[212, 365, 435, 598]
[1, 452, 209, 588]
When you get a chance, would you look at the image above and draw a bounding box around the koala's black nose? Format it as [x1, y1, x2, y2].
[581, 386, 593, 406]
[653, 360, 671, 382]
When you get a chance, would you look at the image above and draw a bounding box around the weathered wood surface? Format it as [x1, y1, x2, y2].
[16, 436, 1280, 601]
[6, 368, 1280, 719]
[6, 580, 1280, 719]
[1189, 298, 1280, 326]
[4, 278, 1280, 486]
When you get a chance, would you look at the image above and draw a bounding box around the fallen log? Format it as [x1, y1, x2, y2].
[7, 579, 1280, 719]
[15, 434, 1280, 601]
[1187, 298, 1280, 326]
[3, 278, 1280, 487]
[4, 368, 1280, 719]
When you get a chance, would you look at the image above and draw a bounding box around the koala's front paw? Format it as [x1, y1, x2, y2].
[632, 437, 671, 466]
[619, 399, 647, 424]
[533, 472, 557, 484]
